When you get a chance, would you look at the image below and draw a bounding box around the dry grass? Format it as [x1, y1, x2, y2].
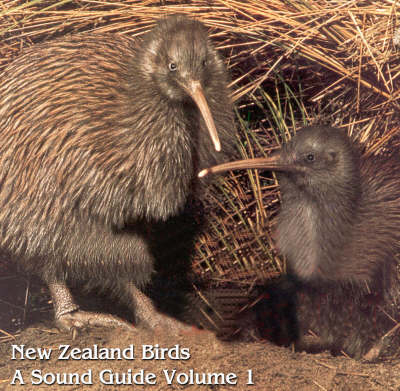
[1, 0, 398, 147]
[1, 0, 400, 332]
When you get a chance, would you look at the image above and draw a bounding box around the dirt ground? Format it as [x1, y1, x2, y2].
[0, 272, 399, 391]
[0, 322, 399, 391]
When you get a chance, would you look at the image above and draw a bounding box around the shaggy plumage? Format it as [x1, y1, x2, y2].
[200, 126, 400, 359]
[0, 14, 235, 333]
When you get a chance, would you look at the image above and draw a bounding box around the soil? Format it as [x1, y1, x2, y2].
[1, 266, 399, 391]
[1, 321, 399, 391]
[1, 325, 400, 391]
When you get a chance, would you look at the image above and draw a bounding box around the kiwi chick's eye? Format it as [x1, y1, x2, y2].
[306, 153, 315, 162]
[169, 62, 177, 71]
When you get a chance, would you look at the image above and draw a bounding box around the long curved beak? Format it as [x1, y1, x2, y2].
[185, 80, 221, 152]
[198, 154, 300, 178]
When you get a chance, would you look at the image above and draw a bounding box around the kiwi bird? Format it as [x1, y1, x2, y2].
[0, 14, 235, 334]
[199, 126, 400, 359]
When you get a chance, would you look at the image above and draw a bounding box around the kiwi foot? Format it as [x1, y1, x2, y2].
[48, 281, 135, 338]
[127, 283, 199, 335]
[56, 310, 135, 339]
[140, 310, 201, 336]
[363, 323, 400, 361]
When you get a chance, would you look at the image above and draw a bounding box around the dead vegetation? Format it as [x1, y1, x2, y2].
[0, 0, 399, 352]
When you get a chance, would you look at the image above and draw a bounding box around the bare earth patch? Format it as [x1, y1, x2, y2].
[0, 324, 399, 391]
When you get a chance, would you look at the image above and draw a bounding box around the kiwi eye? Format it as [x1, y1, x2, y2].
[306, 153, 315, 162]
[168, 62, 177, 72]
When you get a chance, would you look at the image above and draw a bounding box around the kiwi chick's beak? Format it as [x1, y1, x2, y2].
[198, 154, 301, 178]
